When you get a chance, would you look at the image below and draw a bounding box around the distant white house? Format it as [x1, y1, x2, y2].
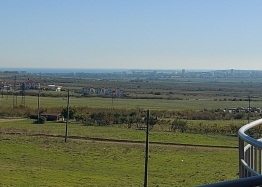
[82, 87, 123, 97]
[90, 88, 96, 94]
[47, 85, 62, 91]
[114, 88, 123, 97]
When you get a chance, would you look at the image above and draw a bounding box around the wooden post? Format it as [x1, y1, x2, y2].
[144, 110, 150, 187]
[65, 90, 70, 142]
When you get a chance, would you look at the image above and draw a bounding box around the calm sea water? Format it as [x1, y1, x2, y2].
[1, 68, 132, 74]
[1, 68, 212, 74]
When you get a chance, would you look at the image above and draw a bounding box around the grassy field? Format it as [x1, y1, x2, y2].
[1, 68, 259, 186]
[187, 119, 246, 127]
[0, 118, 240, 186]
[0, 119, 238, 147]
[1, 95, 261, 110]
[0, 134, 238, 187]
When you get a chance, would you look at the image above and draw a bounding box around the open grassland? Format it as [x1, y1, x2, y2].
[0, 134, 238, 187]
[0, 119, 238, 147]
[1, 95, 262, 110]
[188, 119, 245, 125]
[187, 119, 246, 127]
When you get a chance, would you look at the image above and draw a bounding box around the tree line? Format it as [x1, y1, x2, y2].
[0, 106, 260, 136]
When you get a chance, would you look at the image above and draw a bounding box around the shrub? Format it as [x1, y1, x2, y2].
[234, 113, 244, 119]
[38, 116, 46, 124]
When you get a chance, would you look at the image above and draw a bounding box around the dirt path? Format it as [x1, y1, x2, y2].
[69, 136, 238, 150]
[0, 131, 238, 150]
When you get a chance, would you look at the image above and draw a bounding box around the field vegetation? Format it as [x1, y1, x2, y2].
[0, 119, 238, 147]
[1, 95, 262, 110]
[0, 133, 238, 187]
[1, 73, 262, 186]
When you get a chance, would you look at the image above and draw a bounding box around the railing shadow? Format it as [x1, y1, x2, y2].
[197, 175, 262, 187]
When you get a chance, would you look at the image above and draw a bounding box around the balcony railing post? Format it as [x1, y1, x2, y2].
[258, 149, 262, 174]
[239, 137, 245, 178]
[251, 146, 254, 172]
[254, 147, 257, 172]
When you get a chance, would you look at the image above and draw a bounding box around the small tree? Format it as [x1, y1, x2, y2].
[61, 108, 76, 120]
[171, 118, 188, 133]
[38, 116, 46, 124]
[234, 113, 244, 120]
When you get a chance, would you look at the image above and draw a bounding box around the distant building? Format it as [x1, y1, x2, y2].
[82, 87, 91, 94]
[0, 82, 11, 90]
[20, 80, 39, 90]
[82, 87, 123, 97]
[47, 85, 62, 91]
[113, 88, 123, 97]
[90, 88, 96, 94]
[3, 71, 19, 74]
[182, 69, 186, 74]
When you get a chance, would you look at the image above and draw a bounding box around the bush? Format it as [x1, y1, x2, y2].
[234, 113, 244, 119]
[38, 116, 46, 124]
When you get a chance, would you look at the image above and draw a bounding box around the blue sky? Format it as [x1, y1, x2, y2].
[1, 0, 262, 70]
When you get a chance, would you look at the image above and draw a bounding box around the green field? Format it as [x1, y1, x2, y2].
[0, 87, 248, 186]
[0, 119, 240, 186]
[1, 95, 261, 110]
[0, 119, 238, 147]
[0, 134, 238, 187]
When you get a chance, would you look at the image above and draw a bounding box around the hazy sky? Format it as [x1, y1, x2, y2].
[1, 0, 262, 70]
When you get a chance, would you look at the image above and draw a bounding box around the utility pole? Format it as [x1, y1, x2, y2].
[37, 83, 40, 123]
[144, 110, 150, 187]
[111, 91, 114, 110]
[65, 90, 70, 142]
[13, 76, 16, 108]
[248, 95, 251, 123]
[15, 91, 17, 106]
[21, 82, 25, 107]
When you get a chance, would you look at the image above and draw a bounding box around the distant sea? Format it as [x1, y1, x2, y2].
[0, 68, 132, 74]
[0, 68, 215, 74]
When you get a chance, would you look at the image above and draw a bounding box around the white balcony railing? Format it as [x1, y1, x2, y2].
[238, 118, 262, 178]
[198, 119, 262, 187]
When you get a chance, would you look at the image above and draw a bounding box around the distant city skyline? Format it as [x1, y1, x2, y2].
[0, 67, 260, 74]
[1, 1, 262, 70]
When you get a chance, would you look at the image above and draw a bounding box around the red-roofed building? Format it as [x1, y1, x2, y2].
[0, 82, 11, 90]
